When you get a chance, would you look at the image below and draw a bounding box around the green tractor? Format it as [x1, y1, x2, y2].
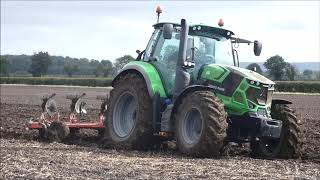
[105, 18, 301, 159]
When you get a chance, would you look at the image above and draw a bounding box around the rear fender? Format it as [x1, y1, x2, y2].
[112, 62, 167, 98]
[272, 99, 292, 106]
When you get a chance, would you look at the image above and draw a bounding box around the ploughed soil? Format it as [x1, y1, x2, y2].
[0, 84, 319, 179]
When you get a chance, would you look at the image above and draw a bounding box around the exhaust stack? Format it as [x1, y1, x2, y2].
[173, 19, 190, 100]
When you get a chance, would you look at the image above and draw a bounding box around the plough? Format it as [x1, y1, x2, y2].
[26, 93, 108, 141]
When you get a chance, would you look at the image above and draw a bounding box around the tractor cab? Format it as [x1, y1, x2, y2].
[140, 21, 262, 97]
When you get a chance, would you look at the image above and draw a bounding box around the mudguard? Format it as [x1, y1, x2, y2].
[272, 99, 292, 105]
[112, 61, 167, 98]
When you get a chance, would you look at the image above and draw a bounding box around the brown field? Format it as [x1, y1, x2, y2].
[0, 84, 319, 179]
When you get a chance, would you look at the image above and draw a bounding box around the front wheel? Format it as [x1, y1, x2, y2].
[175, 91, 228, 157]
[251, 104, 301, 159]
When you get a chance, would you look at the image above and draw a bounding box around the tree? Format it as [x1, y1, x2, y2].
[303, 69, 313, 79]
[0, 57, 10, 76]
[284, 63, 298, 81]
[246, 63, 263, 74]
[64, 64, 79, 77]
[315, 71, 320, 80]
[90, 60, 100, 67]
[114, 55, 134, 73]
[94, 65, 103, 77]
[263, 55, 287, 80]
[101, 60, 113, 77]
[93, 60, 113, 77]
[94, 60, 113, 77]
[29, 51, 51, 77]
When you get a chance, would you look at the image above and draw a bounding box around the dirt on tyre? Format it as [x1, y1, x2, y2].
[105, 74, 154, 149]
[175, 91, 228, 157]
[251, 104, 301, 159]
[47, 121, 70, 142]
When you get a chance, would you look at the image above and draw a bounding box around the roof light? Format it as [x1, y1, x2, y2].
[218, 19, 224, 27]
[156, 5, 162, 14]
[156, 5, 162, 23]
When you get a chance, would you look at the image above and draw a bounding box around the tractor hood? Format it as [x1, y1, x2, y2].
[200, 64, 274, 85]
[223, 65, 275, 85]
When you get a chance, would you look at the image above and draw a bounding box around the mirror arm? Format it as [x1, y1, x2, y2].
[231, 37, 252, 44]
[232, 49, 239, 67]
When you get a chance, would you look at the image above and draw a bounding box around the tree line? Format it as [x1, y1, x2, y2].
[0, 52, 319, 80]
[246, 55, 320, 81]
[0, 52, 134, 77]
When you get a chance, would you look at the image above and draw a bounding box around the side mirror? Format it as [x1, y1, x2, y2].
[253, 40, 262, 56]
[163, 24, 173, 39]
[136, 50, 141, 54]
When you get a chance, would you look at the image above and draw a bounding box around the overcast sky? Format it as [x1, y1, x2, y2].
[1, 1, 319, 63]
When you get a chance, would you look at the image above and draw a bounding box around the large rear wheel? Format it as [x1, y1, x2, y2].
[105, 74, 154, 149]
[175, 91, 228, 157]
[251, 104, 301, 159]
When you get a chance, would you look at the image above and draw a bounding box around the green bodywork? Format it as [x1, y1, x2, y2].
[215, 79, 272, 116]
[120, 61, 275, 117]
[122, 61, 168, 98]
[199, 64, 274, 116]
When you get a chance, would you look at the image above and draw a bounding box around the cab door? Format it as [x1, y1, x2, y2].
[149, 31, 180, 96]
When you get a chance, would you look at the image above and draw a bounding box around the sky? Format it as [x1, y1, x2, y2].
[1, 1, 319, 63]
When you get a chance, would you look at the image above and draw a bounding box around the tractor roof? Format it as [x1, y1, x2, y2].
[153, 22, 181, 29]
[153, 22, 235, 39]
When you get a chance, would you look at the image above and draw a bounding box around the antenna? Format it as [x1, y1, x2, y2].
[156, 5, 162, 23]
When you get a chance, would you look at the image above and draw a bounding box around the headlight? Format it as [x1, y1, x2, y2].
[248, 79, 261, 87]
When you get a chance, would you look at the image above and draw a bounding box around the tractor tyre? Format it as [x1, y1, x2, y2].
[105, 73, 154, 149]
[38, 128, 47, 140]
[251, 104, 301, 159]
[69, 128, 80, 137]
[47, 121, 70, 142]
[98, 129, 105, 138]
[175, 91, 228, 157]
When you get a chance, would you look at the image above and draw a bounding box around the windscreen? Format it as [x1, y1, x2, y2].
[188, 35, 234, 67]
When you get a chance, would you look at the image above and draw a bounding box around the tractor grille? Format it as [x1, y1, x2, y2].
[246, 85, 273, 106]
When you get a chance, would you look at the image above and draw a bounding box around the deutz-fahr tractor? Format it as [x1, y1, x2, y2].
[105, 17, 301, 159]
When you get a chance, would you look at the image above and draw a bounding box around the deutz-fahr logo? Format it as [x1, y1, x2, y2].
[209, 84, 225, 92]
